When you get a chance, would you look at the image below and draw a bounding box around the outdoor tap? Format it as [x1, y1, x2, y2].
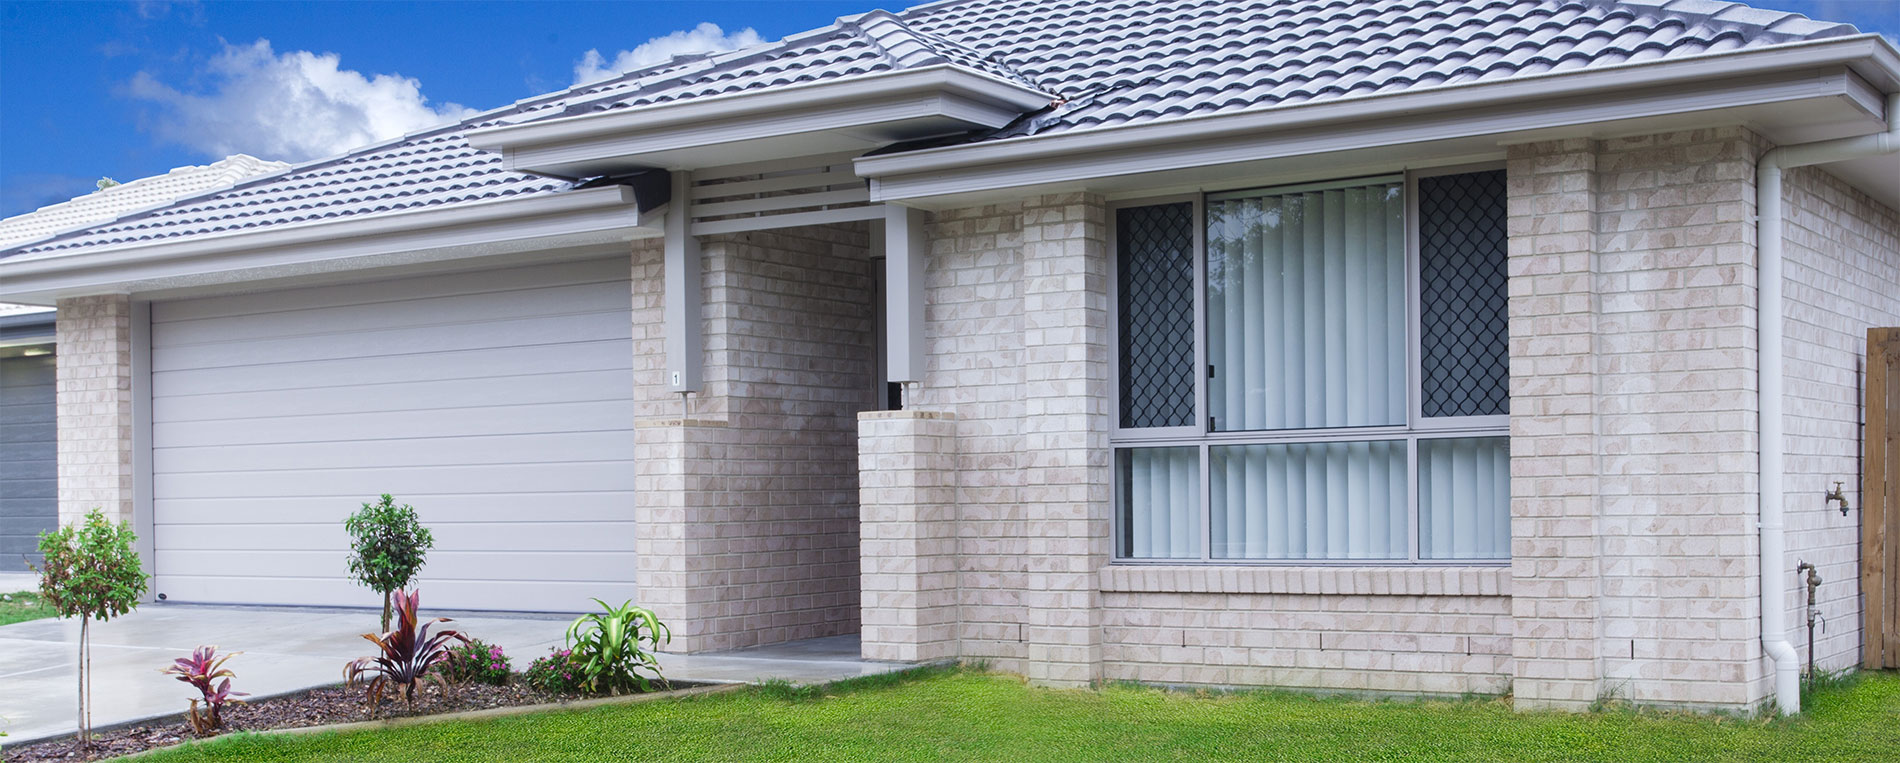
[1797, 561, 1822, 621]
[1796, 560, 1823, 684]
[1825, 482, 1851, 516]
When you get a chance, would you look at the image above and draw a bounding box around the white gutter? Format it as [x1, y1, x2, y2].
[1757, 90, 1900, 716]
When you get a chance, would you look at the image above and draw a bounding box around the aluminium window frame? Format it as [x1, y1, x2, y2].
[1109, 165, 1510, 567]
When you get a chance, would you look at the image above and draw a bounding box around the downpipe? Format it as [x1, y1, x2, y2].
[1757, 91, 1899, 716]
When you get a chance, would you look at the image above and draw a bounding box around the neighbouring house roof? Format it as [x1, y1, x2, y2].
[0, 154, 288, 248]
[0, 0, 1873, 261]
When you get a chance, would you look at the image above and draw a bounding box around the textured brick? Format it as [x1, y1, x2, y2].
[54, 294, 134, 526]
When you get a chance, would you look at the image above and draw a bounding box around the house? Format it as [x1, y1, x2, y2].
[0, 0, 1896, 716]
[0, 155, 289, 571]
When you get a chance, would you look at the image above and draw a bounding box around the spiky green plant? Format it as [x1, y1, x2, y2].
[564, 599, 670, 695]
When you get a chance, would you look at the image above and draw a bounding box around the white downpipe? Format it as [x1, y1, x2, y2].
[1757, 91, 1900, 716]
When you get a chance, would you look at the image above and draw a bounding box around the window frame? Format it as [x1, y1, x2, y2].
[1109, 165, 1510, 567]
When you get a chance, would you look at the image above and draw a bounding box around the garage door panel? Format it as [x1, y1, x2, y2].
[153, 281, 631, 348]
[155, 549, 637, 583]
[156, 521, 637, 555]
[154, 369, 630, 422]
[154, 400, 632, 448]
[152, 340, 630, 398]
[155, 430, 636, 474]
[153, 310, 632, 373]
[0, 420, 55, 445]
[152, 258, 627, 323]
[156, 461, 635, 500]
[153, 576, 636, 613]
[155, 491, 642, 525]
[152, 260, 637, 612]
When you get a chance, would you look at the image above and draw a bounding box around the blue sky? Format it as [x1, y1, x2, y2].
[1, 0, 1896, 219]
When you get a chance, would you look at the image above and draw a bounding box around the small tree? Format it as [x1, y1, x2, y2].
[35, 509, 149, 746]
[345, 494, 433, 632]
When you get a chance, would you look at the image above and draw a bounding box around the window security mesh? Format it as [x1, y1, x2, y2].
[1117, 203, 1196, 429]
[1418, 170, 1510, 418]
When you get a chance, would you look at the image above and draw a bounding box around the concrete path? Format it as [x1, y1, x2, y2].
[0, 603, 903, 746]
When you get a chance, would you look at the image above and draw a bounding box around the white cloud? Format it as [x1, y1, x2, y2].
[127, 39, 477, 163]
[573, 23, 764, 85]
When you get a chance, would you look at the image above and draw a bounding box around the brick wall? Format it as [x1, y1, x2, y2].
[634, 225, 873, 652]
[911, 201, 1032, 672]
[1506, 128, 1771, 710]
[1101, 567, 1512, 694]
[54, 294, 135, 526]
[1780, 165, 1900, 674]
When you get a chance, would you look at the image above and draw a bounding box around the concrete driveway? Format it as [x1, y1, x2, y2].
[1, 599, 901, 746]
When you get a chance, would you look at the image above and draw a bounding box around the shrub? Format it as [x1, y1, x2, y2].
[524, 647, 588, 695]
[161, 646, 248, 736]
[564, 599, 670, 695]
[35, 508, 149, 745]
[344, 494, 434, 633]
[441, 638, 512, 687]
[344, 589, 467, 710]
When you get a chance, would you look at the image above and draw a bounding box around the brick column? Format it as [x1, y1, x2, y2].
[858, 410, 960, 662]
[1505, 139, 1605, 709]
[55, 294, 135, 526]
[1019, 193, 1111, 687]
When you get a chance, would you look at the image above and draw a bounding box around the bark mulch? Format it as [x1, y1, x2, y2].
[5, 679, 605, 762]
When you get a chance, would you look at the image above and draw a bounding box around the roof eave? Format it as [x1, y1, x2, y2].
[854, 35, 1900, 193]
[464, 65, 1056, 174]
[0, 186, 649, 302]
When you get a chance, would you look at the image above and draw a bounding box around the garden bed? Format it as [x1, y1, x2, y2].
[6, 678, 702, 762]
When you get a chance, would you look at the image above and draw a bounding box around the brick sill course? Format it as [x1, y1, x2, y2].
[1101, 565, 1510, 597]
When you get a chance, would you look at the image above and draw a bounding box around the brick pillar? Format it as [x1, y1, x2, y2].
[55, 294, 135, 526]
[1505, 139, 1605, 709]
[1019, 193, 1111, 687]
[858, 410, 960, 662]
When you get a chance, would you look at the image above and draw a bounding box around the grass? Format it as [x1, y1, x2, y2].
[0, 590, 55, 626]
[137, 666, 1900, 762]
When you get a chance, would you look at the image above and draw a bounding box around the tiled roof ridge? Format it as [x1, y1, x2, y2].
[1578, 0, 1859, 42]
[851, 9, 1049, 89]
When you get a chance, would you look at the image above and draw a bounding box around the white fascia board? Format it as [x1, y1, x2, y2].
[499, 92, 1021, 174]
[855, 35, 1900, 197]
[465, 65, 1054, 155]
[0, 185, 647, 298]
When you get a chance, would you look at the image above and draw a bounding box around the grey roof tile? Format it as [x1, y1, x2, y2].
[4, 0, 1864, 259]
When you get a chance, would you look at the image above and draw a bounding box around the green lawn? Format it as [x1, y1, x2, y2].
[0, 590, 54, 626]
[140, 667, 1900, 762]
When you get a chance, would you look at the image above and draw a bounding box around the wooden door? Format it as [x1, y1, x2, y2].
[1867, 327, 1900, 668]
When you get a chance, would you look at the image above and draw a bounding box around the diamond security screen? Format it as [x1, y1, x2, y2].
[1418, 170, 1509, 418]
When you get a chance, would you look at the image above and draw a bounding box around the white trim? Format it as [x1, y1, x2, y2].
[688, 205, 887, 236]
[692, 188, 871, 218]
[691, 170, 859, 200]
[131, 300, 155, 600]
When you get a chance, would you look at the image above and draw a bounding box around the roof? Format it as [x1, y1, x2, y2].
[0, 154, 287, 248]
[1, 0, 1864, 260]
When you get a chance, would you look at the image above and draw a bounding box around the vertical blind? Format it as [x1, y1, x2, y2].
[1211, 440, 1407, 559]
[1419, 437, 1509, 559]
[1206, 181, 1406, 431]
[1116, 447, 1199, 559]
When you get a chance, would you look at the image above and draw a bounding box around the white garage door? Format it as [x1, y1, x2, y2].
[150, 258, 636, 612]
